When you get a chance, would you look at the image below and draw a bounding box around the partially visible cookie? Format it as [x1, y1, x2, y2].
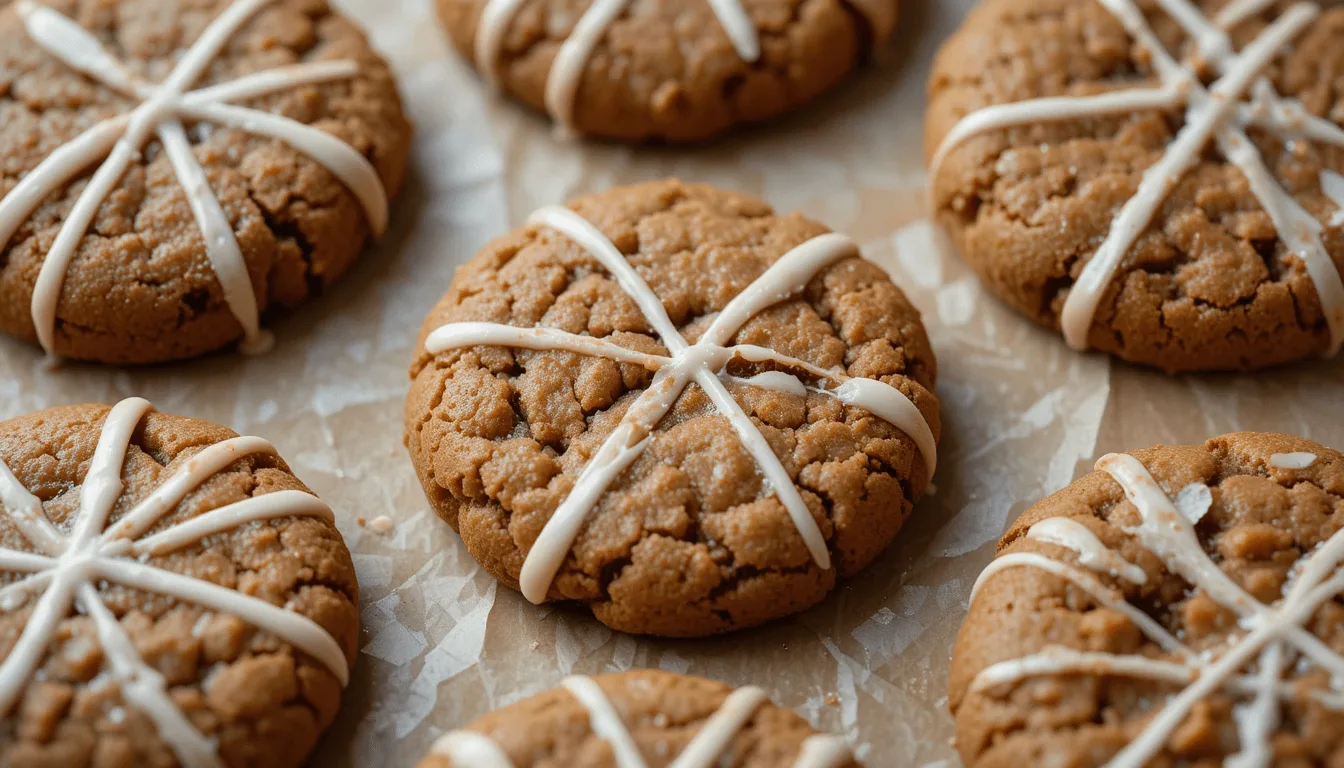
[926, 0, 1344, 372]
[417, 670, 857, 768]
[0, 398, 359, 768]
[437, 0, 897, 142]
[405, 179, 940, 637]
[0, 0, 411, 364]
[950, 432, 1344, 766]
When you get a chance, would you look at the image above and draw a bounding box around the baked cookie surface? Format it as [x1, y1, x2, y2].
[417, 670, 857, 768]
[405, 179, 939, 637]
[926, 0, 1344, 372]
[951, 432, 1344, 766]
[0, 399, 359, 768]
[0, 0, 411, 365]
[437, 0, 897, 142]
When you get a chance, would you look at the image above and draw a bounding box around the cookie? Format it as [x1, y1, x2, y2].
[417, 670, 857, 768]
[0, 398, 359, 767]
[405, 179, 939, 637]
[926, 0, 1344, 372]
[0, 0, 411, 365]
[949, 432, 1344, 766]
[436, 0, 897, 143]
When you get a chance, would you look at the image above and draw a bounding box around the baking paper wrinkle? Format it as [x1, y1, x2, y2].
[0, 0, 1336, 764]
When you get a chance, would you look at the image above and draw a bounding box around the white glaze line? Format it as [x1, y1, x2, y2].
[0, 398, 349, 767]
[429, 205, 937, 604]
[968, 452, 1344, 768]
[4, 0, 389, 361]
[930, 0, 1344, 356]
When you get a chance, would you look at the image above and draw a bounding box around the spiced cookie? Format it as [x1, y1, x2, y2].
[405, 179, 939, 637]
[417, 670, 857, 768]
[0, 398, 359, 767]
[0, 0, 411, 365]
[436, 0, 897, 143]
[950, 432, 1344, 766]
[926, 0, 1344, 372]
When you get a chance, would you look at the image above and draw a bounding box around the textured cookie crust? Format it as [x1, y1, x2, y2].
[0, 404, 359, 768]
[415, 670, 860, 768]
[950, 433, 1344, 766]
[405, 179, 939, 637]
[926, 0, 1344, 372]
[0, 0, 410, 364]
[437, 0, 897, 143]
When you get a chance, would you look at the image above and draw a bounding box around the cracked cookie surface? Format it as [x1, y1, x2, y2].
[404, 179, 939, 638]
[415, 670, 860, 768]
[0, 0, 410, 364]
[436, 0, 897, 143]
[0, 403, 360, 768]
[926, 0, 1344, 372]
[950, 432, 1344, 766]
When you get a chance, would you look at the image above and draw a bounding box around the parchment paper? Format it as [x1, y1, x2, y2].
[4, 0, 1343, 765]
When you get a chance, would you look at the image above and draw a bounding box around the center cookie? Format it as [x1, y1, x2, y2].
[404, 180, 939, 637]
[436, 0, 898, 142]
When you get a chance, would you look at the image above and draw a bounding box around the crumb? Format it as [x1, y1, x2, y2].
[368, 515, 396, 535]
[825, 693, 840, 706]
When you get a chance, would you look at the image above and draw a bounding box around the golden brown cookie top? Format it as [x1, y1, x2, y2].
[0, 399, 359, 768]
[0, 0, 410, 365]
[926, 0, 1344, 372]
[951, 431, 1344, 766]
[405, 179, 939, 637]
[437, 0, 897, 142]
[416, 670, 859, 768]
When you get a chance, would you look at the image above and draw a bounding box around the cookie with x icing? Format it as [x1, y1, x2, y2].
[0, 0, 410, 365]
[927, 0, 1344, 372]
[436, 0, 898, 142]
[405, 180, 939, 637]
[951, 433, 1344, 766]
[0, 398, 358, 767]
[417, 670, 857, 768]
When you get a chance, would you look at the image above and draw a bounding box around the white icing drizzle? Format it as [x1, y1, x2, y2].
[930, 0, 1344, 356]
[3, 0, 390, 363]
[1320, 169, 1344, 227]
[0, 398, 348, 767]
[969, 452, 1344, 767]
[1026, 517, 1148, 585]
[1270, 451, 1317, 469]
[471, 0, 787, 131]
[426, 205, 937, 604]
[430, 676, 851, 768]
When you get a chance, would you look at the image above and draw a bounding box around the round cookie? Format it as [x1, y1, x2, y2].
[925, 0, 1344, 372]
[418, 670, 857, 768]
[437, 0, 898, 143]
[0, 0, 411, 365]
[405, 179, 939, 637]
[0, 398, 359, 767]
[950, 433, 1344, 766]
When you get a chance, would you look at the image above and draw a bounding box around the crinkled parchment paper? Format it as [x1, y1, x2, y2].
[3, 0, 1343, 765]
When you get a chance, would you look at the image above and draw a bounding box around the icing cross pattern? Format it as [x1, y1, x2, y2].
[0, 0, 389, 360]
[969, 452, 1344, 768]
[0, 397, 347, 768]
[473, 0, 762, 130]
[427, 206, 938, 604]
[430, 677, 853, 768]
[930, 0, 1344, 355]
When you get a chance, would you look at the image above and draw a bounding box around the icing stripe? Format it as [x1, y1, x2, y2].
[430, 730, 514, 767]
[0, 572, 76, 715]
[130, 490, 334, 557]
[562, 675, 648, 767]
[0, 457, 65, 556]
[1026, 517, 1147, 585]
[434, 206, 936, 603]
[71, 398, 155, 546]
[931, 0, 1344, 357]
[968, 449, 1344, 768]
[667, 685, 767, 768]
[792, 735, 854, 768]
[0, 548, 57, 573]
[6, 0, 389, 361]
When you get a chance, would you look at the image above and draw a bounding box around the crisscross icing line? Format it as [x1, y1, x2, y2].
[430, 675, 853, 768]
[0, 397, 348, 768]
[931, 0, 1344, 355]
[1, 0, 390, 361]
[969, 452, 1344, 768]
[426, 205, 938, 604]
